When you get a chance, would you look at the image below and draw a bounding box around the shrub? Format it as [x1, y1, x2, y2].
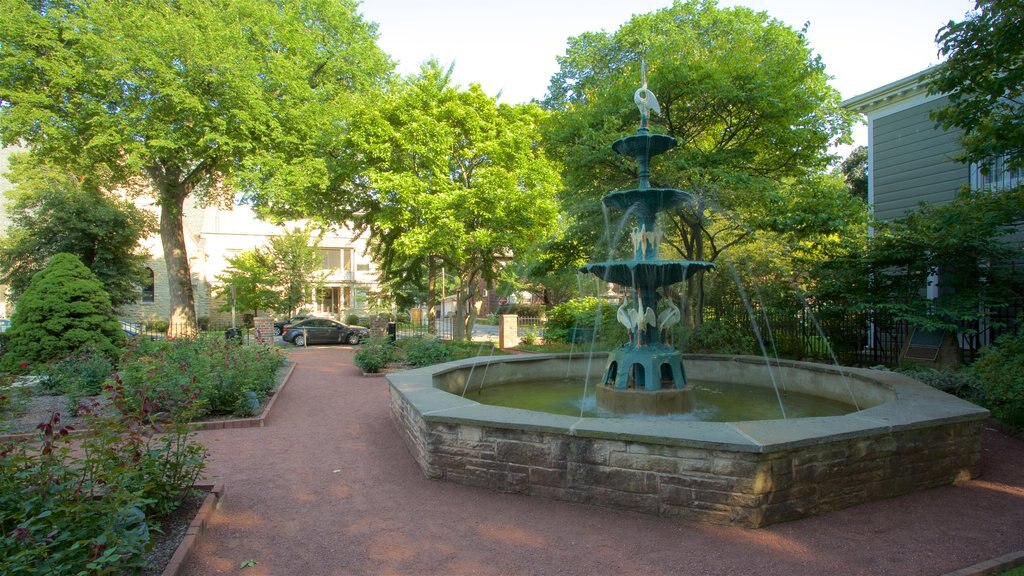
[896, 366, 976, 398]
[0, 379, 206, 574]
[544, 297, 618, 344]
[400, 337, 451, 367]
[681, 320, 758, 355]
[970, 329, 1024, 429]
[353, 338, 396, 373]
[119, 338, 285, 418]
[0, 253, 125, 372]
[39, 348, 114, 415]
[345, 314, 362, 326]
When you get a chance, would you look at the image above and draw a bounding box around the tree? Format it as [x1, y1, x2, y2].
[928, 0, 1024, 170]
[0, 152, 155, 307]
[839, 146, 868, 202]
[0, 0, 391, 335]
[1, 253, 125, 371]
[543, 0, 856, 325]
[216, 228, 325, 317]
[345, 61, 562, 339]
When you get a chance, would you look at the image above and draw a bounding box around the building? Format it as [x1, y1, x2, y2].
[844, 67, 1021, 219]
[118, 199, 380, 326]
[844, 67, 1022, 362]
[0, 147, 379, 324]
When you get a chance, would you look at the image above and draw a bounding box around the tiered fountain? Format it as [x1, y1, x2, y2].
[386, 69, 987, 528]
[580, 76, 713, 414]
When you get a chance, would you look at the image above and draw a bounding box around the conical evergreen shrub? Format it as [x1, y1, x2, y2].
[2, 253, 125, 371]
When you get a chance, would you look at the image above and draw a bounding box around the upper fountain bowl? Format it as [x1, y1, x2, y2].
[612, 132, 676, 158]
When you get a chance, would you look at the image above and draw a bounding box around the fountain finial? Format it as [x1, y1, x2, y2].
[633, 60, 660, 131]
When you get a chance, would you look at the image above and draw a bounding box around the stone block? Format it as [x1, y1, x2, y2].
[496, 440, 552, 466]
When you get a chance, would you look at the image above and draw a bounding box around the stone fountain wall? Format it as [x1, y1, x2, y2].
[387, 354, 987, 528]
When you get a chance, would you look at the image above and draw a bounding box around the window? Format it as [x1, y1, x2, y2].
[356, 263, 370, 272]
[970, 155, 1021, 191]
[320, 248, 341, 270]
[142, 267, 155, 303]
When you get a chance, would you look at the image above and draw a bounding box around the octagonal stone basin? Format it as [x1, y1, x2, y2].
[386, 353, 988, 528]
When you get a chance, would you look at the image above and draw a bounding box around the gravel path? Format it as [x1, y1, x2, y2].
[183, 347, 1024, 576]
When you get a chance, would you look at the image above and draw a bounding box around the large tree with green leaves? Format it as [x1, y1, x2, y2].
[0, 0, 391, 335]
[928, 0, 1024, 170]
[0, 152, 155, 308]
[216, 227, 325, 317]
[343, 61, 561, 339]
[543, 0, 856, 325]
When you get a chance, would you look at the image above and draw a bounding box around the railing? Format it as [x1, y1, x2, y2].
[120, 322, 257, 343]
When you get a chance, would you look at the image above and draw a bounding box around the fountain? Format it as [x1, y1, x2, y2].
[579, 72, 714, 415]
[386, 71, 988, 528]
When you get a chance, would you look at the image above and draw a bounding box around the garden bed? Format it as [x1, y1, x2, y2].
[0, 362, 295, 441]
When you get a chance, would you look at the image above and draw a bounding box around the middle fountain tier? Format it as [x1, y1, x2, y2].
[579, 124, 714, 415]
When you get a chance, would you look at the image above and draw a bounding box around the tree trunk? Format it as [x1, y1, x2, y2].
[159, 187, 198, 337]
[427, 256, 437, 334]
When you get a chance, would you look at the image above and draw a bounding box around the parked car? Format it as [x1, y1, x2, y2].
[273, 315, 312, 336]
[281, 318, 369, 347]
[0, 319, 10, 333]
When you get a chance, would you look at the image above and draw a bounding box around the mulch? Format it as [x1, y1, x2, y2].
[182, 347, 1024, 576]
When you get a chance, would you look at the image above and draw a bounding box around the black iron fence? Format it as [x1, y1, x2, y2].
[120, 322, 257, 342]
[704, 301, 1021, 366]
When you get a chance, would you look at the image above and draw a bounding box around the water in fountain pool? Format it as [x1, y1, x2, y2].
[463, 377, 857, 422]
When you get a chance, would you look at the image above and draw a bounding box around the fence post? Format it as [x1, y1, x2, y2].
[498, 314, 519, 349]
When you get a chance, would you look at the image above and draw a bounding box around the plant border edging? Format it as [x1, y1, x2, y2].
[161, 482, 225, 576]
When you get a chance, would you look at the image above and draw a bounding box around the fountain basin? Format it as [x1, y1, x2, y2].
[387, 354, 987, 528]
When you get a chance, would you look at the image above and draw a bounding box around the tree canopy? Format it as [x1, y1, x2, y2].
[0, 152, 156, 307]
[542, 0, 857, 323]
[0, 0, 392, 334]
[216, 228, 325, 317]
[343, 61, 562, 339]
[928, 0, 1024, 170]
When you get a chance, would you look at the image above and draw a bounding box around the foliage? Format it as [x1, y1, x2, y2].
[0, 253, 125, 372]
[0, 0, 392, 334]
[839, 145, 869, 202]
[398, 337, 452, 367]
[544, 297, 620, 344]
[494, 303, 548, 318]
[896, 366, 977, 398]
[346, 314, 362, 326]
[0, 381, 206, 575]
[970, 328, 1024, 429]
[0, 152, 157, 308]
[339, 61, 562, 340]
[38, 349, 114, 415]
[928, 0, 1024, 170]
[813, 187, 1024, 332]
[217, 227, 325, 317]
[119, 337, 285, 417]
[680, 320, 758, 355]
[543, 0, 856, 325]
[353, 338, 396, 374]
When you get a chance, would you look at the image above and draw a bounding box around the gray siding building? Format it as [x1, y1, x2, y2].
[844, 69, 967, 221]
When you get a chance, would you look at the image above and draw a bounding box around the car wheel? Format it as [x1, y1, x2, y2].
[294, 334, 306, 347]
[274, 326, 283, 336]
[346, 333, 361, 345]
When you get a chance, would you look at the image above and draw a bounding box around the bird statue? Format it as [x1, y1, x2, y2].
[616, 299, 634, 334]
[634, 60, 660, 129]
[630, 225, 644, 259]
[658, 298, 681, 343]
[628, 294, 657, 346]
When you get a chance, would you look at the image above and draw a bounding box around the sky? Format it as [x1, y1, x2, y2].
[357, 0, 977, 150]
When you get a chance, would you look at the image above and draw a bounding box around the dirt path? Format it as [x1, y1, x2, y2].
[183, 347, 1024, 576]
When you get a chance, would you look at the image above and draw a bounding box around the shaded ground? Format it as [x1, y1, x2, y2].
[183, 347, 1024, 576]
